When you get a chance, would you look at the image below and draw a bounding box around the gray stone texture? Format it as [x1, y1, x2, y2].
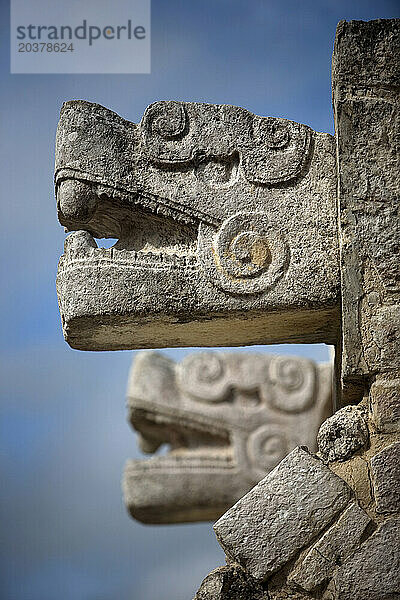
[193, 565, 268, 600]
[55, 100, 340, 351]
[53, 16, 400, 600]
[124, 351, 332, 523]
[370, 378, 400, 433]
[332, 18, 400, 404]
[327, 519, 400, 600]
[288, 502, 371, 591]
[370, 442, 400, 514]
[213, 447, 352, 582]
[317, 405, 369, 463]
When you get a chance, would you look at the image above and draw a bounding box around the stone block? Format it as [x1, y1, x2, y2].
[193, 565, 267, 600]
[333, 18, 400, 400]
[213, 447, 352, 581]
[317, 405, 369, 463]
[288, 502, 371, 591]
[328, 518, 400, 600]
[370, 379, 400, 433]
[370, 442, 400, 513]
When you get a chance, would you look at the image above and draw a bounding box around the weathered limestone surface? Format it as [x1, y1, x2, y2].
[124, 351, 332, 523]
[370, 442, 400, 514]
[212, 403, 398, 598]
[326, 519, 400, 600]
[213, 447, 352, 581]
[370, 378, 400, 433]
[288, 502, 371, 591]
[317, 405, 369, 463]
[54, 17, 399, 600]
[332, 18, 400, 404]
[193, 565, 267, 600]
[55, 100, 339, 350]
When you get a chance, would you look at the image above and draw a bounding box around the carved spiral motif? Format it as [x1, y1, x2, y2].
[269, 356, 316, 413]
[247, 425, 288, 481]
[229, 231, 272, 277]
[195, 353, 223, 383]
[272, 357, 304, 390]
[146, 101, 187, 140]
[199, 212, 288, 294]
[217, 213, 274, 279]
[177, 352, 228, 402]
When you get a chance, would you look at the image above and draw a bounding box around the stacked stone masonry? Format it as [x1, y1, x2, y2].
[54, 17, 399, 600]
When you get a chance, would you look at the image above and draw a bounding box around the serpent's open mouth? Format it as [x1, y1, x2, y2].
[58, 183, 200, 267]
[124, 402, 238, 524]
[129, 404, 234, 470]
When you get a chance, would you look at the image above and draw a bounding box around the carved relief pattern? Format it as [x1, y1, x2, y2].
[145, 101, 187, 140]
[125, 350, 331, 525]
[178, 351, 317, 414]
[246, 424, 288, 481]
[198, 213, 289, 295]
[140, 100, 312, 185]
[130, 351, 330, 488]
[177, 352, 227, 401]
[269, 355, 317, 412]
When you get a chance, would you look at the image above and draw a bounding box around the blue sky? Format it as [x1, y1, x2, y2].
[1, 1, 398, 599]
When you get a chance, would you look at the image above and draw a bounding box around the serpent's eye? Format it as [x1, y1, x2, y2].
[264, 121, 290, 149]
[145, 101, 187, 140]
[177, 352, 228, 402]
[269, 356, 316, 413]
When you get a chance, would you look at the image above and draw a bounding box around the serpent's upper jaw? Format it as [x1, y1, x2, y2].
[60, 186, 199, 271]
